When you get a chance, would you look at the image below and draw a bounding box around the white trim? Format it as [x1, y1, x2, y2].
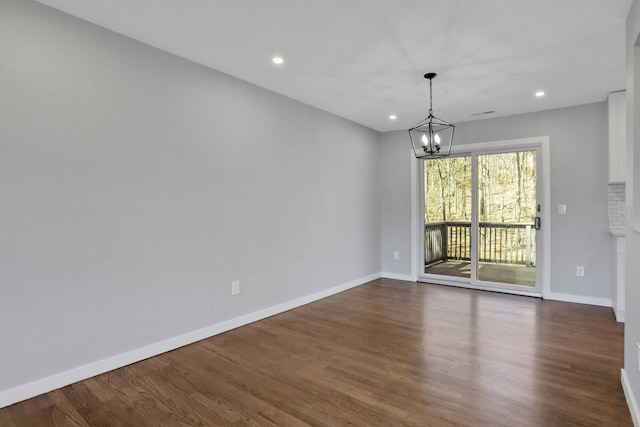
[381, 272, 415, 282]
[0, 272, 380, 409]
[622, 369, 640, 427]
[540, 137, 552, 298]
[418, 278, 542, 298]
[410, 149, 419, 281]
[616, 310, 626, 323]
[450, 136, 548, 155]
[414, 136, 551, 296]
[544, 292, 612, 307]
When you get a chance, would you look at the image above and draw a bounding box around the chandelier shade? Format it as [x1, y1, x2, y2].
[408, 73, 454, 159]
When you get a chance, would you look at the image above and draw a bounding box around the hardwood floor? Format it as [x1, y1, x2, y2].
[0, 279, 632, 426]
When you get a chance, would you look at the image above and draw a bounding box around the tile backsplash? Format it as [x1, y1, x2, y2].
[608, 183, 626, 231]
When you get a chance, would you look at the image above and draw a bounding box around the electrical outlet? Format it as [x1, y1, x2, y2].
[394, 251, 400, 260]
[576, 266, 585, 277]
[231, 280, 240, 295]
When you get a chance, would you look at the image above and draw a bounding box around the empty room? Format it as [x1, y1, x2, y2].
[1, 0, 640, 425]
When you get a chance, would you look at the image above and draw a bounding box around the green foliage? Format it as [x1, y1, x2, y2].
[424, 151, 536, 224]
[424, 156, 471, 223]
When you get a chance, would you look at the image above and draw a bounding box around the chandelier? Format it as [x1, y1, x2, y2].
[408, 73, 454, 158]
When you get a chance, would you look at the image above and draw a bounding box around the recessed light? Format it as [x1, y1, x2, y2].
[389, 115, 397, 120]
[272, 56, 284, 64]
[535, 91, 545, 97]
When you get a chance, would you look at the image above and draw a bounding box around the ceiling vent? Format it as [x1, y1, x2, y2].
[471, 110, 496, 116]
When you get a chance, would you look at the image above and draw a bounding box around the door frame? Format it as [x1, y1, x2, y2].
[411, 136, 551, 298]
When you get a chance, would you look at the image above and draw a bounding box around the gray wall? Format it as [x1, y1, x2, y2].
[625, 0, 640, 416]
[0, 0, 381, 392]
[381, 103, 611, 299]
[380, 137, 414, 276]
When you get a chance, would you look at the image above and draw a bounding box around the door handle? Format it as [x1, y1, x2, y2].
[535, 216, 541, 230]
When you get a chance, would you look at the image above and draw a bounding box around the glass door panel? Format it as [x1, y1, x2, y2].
[476, 151, 537, 286]
[423, 156, 472, 278]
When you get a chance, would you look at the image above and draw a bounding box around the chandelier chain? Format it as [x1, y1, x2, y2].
[430, 78, 433, 110]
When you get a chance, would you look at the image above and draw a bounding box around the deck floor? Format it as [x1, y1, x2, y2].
[425, 260, 536, 286]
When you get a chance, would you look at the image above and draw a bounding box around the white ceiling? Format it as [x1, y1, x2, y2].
[34, 0, 632, 132]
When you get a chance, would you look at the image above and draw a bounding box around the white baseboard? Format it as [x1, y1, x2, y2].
[380, 272, 415, 282]
[543, 292, 612, 307]
[0, 272, 380, 409]
[622, 369, 640, 427]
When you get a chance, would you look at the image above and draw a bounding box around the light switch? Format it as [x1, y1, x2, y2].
[558, 204, 566, 215]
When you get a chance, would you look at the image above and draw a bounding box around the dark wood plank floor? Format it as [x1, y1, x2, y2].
[0, 279, 632, 426]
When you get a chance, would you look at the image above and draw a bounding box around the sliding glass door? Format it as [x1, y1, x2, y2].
[420, 147, 541, 293]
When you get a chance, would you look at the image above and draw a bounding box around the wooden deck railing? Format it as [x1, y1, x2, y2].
[425, 221, 535, 266]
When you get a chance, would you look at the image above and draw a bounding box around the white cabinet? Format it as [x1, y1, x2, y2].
[611, 234, 625, 322]
[608, 91, 626, 183]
